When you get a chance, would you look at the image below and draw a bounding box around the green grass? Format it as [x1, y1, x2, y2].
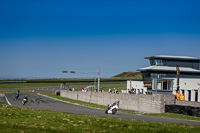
[0, 81, 126, 88]
[0, 83, 61, 88]
[42, 93, 200, 122]
[1, 102, 200, 133]
[0, 82, 127, 94]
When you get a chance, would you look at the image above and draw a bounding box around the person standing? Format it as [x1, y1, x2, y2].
[180, 95, 185, 101]
[174, 91, 181, 100]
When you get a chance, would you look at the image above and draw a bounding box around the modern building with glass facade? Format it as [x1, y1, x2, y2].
[127, 55, 200, 102]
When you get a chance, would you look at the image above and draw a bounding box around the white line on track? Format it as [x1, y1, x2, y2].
[3, 93, 12, 106]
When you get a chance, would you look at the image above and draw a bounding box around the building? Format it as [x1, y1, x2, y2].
[127, 55, 200, 102]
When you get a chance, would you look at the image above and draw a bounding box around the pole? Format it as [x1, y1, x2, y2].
[98, 66, 100, 92]
[176, 65, 180, 92]
[94, 73, 96, 92]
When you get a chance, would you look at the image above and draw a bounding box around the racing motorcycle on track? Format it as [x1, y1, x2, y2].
[105, 99, 119, 114]
[22, 95, 28, 105]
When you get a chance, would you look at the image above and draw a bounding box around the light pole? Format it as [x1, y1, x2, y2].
[97, 66, 100, 92]
[176, 65, 180, 93]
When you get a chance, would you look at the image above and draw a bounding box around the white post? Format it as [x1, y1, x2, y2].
[191, 89, 195, 102]
[198, 87, 200, 102]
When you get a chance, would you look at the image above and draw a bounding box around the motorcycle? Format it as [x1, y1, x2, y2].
[105, 99, 119, 114]
[22, 97, 28, 105]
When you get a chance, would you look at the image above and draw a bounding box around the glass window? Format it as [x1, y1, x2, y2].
[150, 59, 155, 66]
[152, 79, 173, 91]
[167, 80, 173, 90]
[155, 59, 163, 66]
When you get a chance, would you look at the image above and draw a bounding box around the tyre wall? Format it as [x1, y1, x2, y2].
[164, 95, 200, 117]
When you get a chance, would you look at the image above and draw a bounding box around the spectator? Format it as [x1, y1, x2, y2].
[180, 95, 185, 101]
[109, 88, 112, 93]
[113, 88, 116, 93]
[174, 91, 181, 100]
[128, 89, 131, 94]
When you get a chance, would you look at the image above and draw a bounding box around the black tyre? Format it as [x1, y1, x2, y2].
[105, 110, 108, 114]
[112, 108, 117, 114]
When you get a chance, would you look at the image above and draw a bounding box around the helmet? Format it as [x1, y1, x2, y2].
[115, 99, 119, 103]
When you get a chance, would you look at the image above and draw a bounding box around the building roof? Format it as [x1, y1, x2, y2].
[145, 55, 200, 61]
[138, 66, 200, 73]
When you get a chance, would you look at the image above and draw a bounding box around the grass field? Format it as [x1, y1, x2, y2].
[0, 81, 127, 93]
[0, 83, 61, 88]
[0, 81, 126, 88]
[1, 102, 200, 133]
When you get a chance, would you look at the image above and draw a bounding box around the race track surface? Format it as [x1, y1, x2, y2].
[4, 93, 200, 126]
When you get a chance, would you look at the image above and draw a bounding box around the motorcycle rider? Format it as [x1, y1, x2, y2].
[108, 99, 119, 109]
[106, 99, 120, 114]
[115, 99, 119, 105]
[15, 90, 20, 99]
[112, 99, 119, 106]
[22, 95, 28, 105]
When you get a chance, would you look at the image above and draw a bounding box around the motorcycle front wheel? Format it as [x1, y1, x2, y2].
[105, 110, 108, 114]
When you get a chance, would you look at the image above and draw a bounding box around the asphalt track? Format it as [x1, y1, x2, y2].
[3, 93, 200, 126]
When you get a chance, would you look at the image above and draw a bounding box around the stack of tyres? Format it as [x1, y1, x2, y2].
[166, 105, 176, 113]
[185, 106, 192, 116]
[165, 105, 169, 112]
[179, 106, 185, 115]
[191, 107, 198, 117]
[173, 105, 180, 114]
[196, 108, 200, 117]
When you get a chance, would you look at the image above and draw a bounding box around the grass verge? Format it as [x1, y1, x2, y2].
[1, 102, 200, 133]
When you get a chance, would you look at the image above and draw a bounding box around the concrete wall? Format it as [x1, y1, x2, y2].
[61, 90, 165, 113]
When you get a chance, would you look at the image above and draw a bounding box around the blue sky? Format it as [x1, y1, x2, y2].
[1, 0, 200, 79]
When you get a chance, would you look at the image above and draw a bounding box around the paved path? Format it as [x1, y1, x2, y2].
[3, 93, 200, 126]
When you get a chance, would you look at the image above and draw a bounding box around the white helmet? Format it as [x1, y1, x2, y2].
[115, 99, 119, 103]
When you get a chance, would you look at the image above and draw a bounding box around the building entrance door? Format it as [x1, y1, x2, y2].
[195, 90, 198, 102]
[188, 90, 191, 101]
[163, 80, 167, 90]
[181, 90, 185, 96]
